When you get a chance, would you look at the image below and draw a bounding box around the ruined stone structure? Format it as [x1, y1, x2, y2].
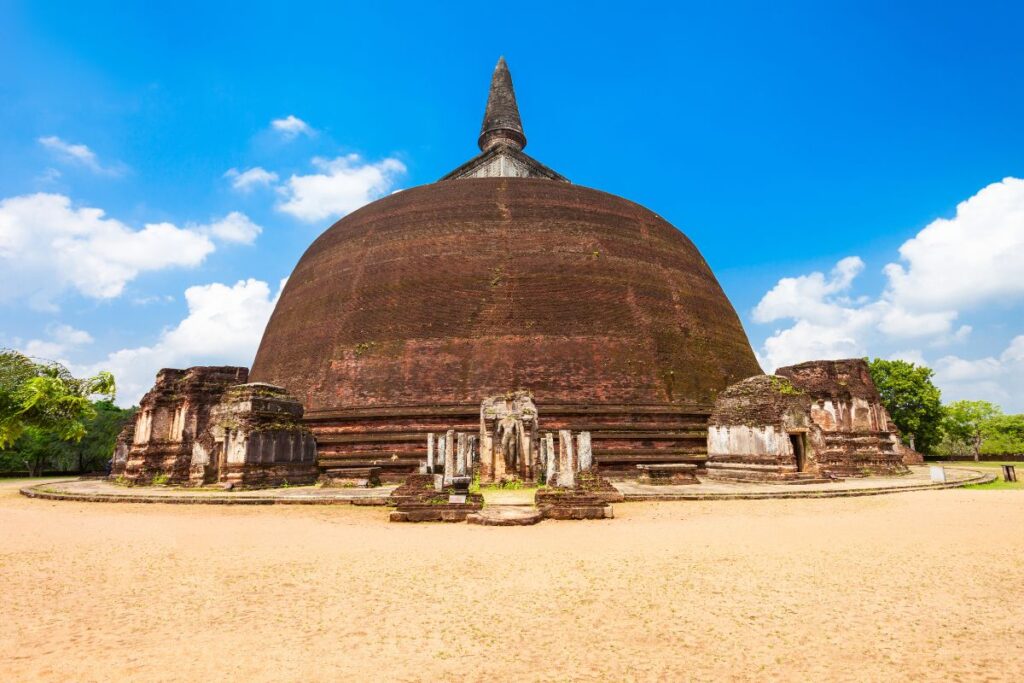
[479, 391, 539, 483]
[707, 360, 911, 481]
[706, 375, 827, 483]
[203, 383, 318, 488]
[249, 58, 761, 480]
[119, 367, 315, 488]
[109, 420, 134, 478]
[121, 367, 248, 485]
[776, 359, 911, 477]
[535, 430, 617, 519]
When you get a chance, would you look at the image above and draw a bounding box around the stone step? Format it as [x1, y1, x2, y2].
[467, 505, 544, 526]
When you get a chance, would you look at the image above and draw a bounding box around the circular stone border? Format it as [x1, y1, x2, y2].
[616, 467, 996, 501]
[19, 467, 996, 506]
[18, 481, 391, 506]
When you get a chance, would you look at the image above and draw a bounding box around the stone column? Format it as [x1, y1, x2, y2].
[538, 436, 547, 482]
[545, 432, 556, 485]
[557, 430, 576, 488]
[443, 429, 456, 486]
[577, 431, 593, 472]
[456, 432, 468, 477]
[426, 433, 436, 473]
[467, 435, 477, 474]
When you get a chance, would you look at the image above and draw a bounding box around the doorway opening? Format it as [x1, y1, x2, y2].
[789, 433, 807, 472]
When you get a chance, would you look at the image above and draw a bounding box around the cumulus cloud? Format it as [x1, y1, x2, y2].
[0, 193, 261, 307]
[20, 324, 94, 361]
[884, 177, 1024, 312]
[196, 211, 262, 245]
[224, 166, 279, 192]
[271, 115, 314, 139]
[752, 177, 1024, 410]
[76, 278, 285, 406]
[753, 256, 865, 325]
[276, 154, 406, 222]
[931, 336, 1024, 409]
[38, 135, 123, 176]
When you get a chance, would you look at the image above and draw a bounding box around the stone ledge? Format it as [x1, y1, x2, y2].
[618, 468, 995, 501]
[19, 480, 393, 506]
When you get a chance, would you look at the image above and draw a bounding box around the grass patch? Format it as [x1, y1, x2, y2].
[931, 461, 1022, 488]
[964, 479, 1024, 491]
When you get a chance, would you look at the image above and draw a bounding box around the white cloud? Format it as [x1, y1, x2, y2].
[932, 336, 1024, 409]
[271, 115, 314, 139]
[77, 278, 286, 406]
[38, 135, 123, 176]
[197, 211, 262, 245]
[0, 193, 260, 308]
[224, 166, 279, 192]
[20, 324, 94, 361]
[888, 349, 928, 366]
[753, 256, 864, 325]
[36, 167, 62, 184]
[752, 178, 1024, 410]
[276, 154, 406, 222]
[883, 177, 1024, 312]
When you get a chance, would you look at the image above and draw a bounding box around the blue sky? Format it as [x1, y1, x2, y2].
[2, 1, 1023, 409]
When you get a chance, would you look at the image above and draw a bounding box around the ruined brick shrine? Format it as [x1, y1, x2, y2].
[119, 58, 919, 493]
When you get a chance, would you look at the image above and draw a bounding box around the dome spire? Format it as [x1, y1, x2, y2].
[478, 56, 527, 152]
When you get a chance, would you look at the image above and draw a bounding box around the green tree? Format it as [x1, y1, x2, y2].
[980, 413, 1024, 455]
[0, 427, 56, 476]
[0, 349, 115, 447]
[63, 400, 136, 473]
[867, 358, 944, 454]
[0, 349, 116, 474]
[942, 400, 1002, 461]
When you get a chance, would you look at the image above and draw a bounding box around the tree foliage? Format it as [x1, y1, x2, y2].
[0, 400, 135, 475]
[867, 358, 944, 454]
[981, 413, 1024, 455]
[942, 400, 1002, 461]
[0, 349, 116, 449]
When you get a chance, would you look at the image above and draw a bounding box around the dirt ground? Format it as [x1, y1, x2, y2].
[1, 480, 1022, 682]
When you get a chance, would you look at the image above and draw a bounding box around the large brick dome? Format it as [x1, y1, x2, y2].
[251, 177, 760, 408]
[248, 58, 762, 477]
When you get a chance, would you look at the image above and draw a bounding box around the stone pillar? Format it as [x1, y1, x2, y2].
[426, 433, 436, 474]
[577, 431, 593, 472]
[545, 432, 556, 485]
[540, 436, 548, 479]
[467, 435, 477, 474]
[557, 430, 576, 488]
[456, 432, 468, 477]
[443, 429, 456, 486]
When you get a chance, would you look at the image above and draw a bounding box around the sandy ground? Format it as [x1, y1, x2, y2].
[1, 480, 1022, 682]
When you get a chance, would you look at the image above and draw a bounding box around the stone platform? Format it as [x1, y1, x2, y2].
[20, 479, 396, 505]
[614, 466, 993, 501]
[19, 466, 992, 506]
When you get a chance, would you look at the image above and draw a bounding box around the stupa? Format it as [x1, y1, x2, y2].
[248, 57, 763, 480]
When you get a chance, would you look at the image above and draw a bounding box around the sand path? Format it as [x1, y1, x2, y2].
[1, 479, 1022, 681]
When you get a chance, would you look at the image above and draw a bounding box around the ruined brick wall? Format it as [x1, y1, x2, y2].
[776, 359, 908, 477]
[206, 383, 318, 488]
[705, 375, 825, 481]
[109, 421, 135, 477]
[121, 366, 248, 485]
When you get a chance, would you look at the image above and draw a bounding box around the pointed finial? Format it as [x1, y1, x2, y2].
[478, 56, 527, 152]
